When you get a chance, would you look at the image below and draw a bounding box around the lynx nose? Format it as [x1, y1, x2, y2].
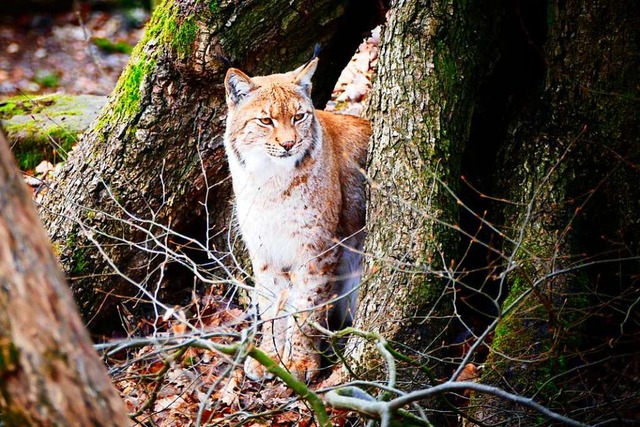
[281, 140, 295, 152]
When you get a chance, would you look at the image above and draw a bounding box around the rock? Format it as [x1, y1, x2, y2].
[0, 93, 107, 170]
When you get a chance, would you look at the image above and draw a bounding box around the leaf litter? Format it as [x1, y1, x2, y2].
[110, 287, 357, 426]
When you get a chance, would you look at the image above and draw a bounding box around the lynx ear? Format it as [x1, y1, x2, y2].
[225, 68, 257, 106]
[292, 58, 318, 96]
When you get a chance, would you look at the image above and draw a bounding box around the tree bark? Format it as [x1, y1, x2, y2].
[349, 0, 502, 418]
[38, 0, 382, 332]
[472, 1, 640, 425]
[0, 129, 128, 426]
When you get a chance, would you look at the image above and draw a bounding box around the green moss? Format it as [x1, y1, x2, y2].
[280, 9, 299, 32]
[34, 71, 60, 88]
[409, 269, 441, 304]
[99, 2, 165, 122]
[488, 270, 587, 403]
[434, 44, 458, 94]
[91, 37, 134, 54]
[531, 345, 562, 399]
[71, 252, 88, 276]
[183, 355, 198, 366]
[0, 95, 89, 169]
[110, 56, 157, 121]
[64, 233, 89, 275]
[3, 120, 77, 170]
[501, 275, 528, 310]
[0, 95, 58, 119]
[104, 0, 202, 122]
[65, 234, 89, 275]
[142, 0, 178, 42]
[491, 311, 529, 358]
[1, 94, 100, 121]
[170, 16, 198, 56]
[0, 101, 26, 119]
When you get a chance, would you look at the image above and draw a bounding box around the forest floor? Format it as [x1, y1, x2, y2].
[111, 288, 357, 426]
[0, 8, 146, 96]
[2, 7, 381, 426]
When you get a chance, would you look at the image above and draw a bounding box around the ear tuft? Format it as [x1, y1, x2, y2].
[225, 68, 257, 106]
[292, 58, 318, 96]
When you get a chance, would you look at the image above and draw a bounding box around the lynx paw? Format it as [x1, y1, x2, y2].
[286, 353, 321, 382]
[244, 357, 274, 381]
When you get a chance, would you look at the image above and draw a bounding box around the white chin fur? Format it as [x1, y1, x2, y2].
[244, 150, 299, 175]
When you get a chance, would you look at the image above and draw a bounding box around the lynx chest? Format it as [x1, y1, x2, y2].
[232, 165, 340, 269]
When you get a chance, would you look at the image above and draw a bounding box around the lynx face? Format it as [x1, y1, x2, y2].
[224, 62, 320, 173]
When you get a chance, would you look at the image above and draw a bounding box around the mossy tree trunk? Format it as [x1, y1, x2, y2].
[38, 0, 381, 332]
[0, 130, 128, 426]
[473, 1, 640, 425]
[348, 0, 502, 421]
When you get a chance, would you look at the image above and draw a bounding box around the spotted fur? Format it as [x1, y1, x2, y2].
[224, 59, 370, 382]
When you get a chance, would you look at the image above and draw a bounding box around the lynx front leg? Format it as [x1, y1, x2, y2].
[283, 261, 338, 382]
[244, 269, 290, 381]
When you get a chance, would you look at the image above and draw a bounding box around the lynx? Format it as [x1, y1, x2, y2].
[223, 58, 370, 381]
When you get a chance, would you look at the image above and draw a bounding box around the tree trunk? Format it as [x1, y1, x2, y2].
[349, 0, 502, 419]
[0, 129, 128, 426]
[472, 1, 640, 425]
[38, 0, 382, 332]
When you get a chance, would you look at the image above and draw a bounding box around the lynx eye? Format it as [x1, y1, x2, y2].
[258, 117, 273, 126]
[293, 113, 306, 122]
